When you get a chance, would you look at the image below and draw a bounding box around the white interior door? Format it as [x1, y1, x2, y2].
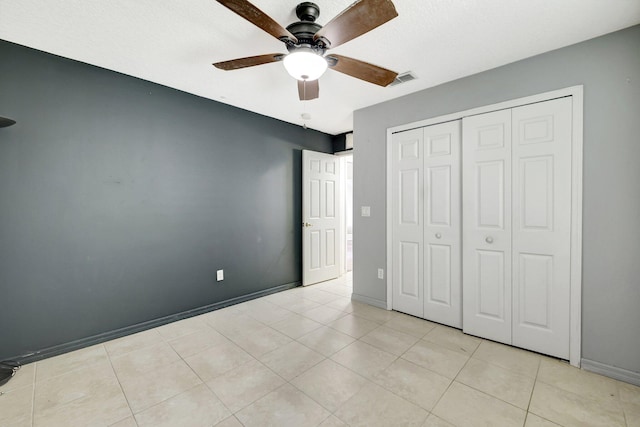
[391, 128, 424, 317]
[302, 150, 340, 286]
[423, 121, 462, 327]
[511, 97, 572, 359]
[462, 109, 513, 344]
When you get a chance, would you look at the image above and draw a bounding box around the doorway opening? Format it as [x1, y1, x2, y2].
[344, 154, 353, 272]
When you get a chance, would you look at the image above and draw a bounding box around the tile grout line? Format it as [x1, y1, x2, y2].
[454, 339, 540, 423]
[103, 343, 138, 426]
[32, 356, 107, 420]
[356, 326, 438, 424]
[525, 355, 543, 415]
[30, 361, 37, 427]
[206, 311, 295, 417]
[354, 350, 435, 420]
[328, 379, 371, 425]
[424, 334, 484, 425]
[117, 323, 232, 421]
[177, 319, 258, 418]
[184, 307, 298, 419]
[291, 324, 394, 419]
[221, 331, 328, 423]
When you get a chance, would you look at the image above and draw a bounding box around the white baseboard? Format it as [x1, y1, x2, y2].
[351, 293, 388, 309]
[581, 358, 640, 386]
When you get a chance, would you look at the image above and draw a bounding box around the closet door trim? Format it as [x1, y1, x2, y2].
[385, 85, 583, 367]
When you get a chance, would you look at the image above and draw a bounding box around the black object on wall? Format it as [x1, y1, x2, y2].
[0, 117, 16, 127]
[0, 40, 333, 361]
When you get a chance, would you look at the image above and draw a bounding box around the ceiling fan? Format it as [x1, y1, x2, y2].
[212, 0, 399, 100]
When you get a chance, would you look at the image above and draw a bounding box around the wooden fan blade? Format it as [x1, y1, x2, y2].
[298, 79, 319, 100]
[313, 0, 397, 49]
[328, 54, 397, 86]
[213, 53, 284, 70]
[216, 0, 297, 43]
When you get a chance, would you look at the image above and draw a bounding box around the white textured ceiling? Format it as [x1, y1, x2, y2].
[1, 0, 639, 135]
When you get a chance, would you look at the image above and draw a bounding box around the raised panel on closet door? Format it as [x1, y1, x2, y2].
[423, 120, 462, 328]
[462, 109, 513, 344]
[511, 97, 572, 359]
[391, 128, 424, 317]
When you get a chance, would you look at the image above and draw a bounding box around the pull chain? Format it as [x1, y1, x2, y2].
[302, 80, 308, 129]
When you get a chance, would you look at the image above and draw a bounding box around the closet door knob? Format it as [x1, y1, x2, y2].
[435, 233, 442, 239]
[485, 236, 494, 244]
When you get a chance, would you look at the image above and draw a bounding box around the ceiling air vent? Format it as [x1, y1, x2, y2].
[389, 71, 418, 87]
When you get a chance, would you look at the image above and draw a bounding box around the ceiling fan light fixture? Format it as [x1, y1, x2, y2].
[283, 48, 327, 81]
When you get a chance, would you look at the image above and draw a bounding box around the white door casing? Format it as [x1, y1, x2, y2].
[511, 97, 572, 359]
[302, 150, 340, 286]
[423, 121, 462, 327]
[462, 109, 513, 344]
[390, 128, 424, 317]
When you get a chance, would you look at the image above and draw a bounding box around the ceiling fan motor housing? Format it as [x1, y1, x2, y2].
[285, 2, 326, 54]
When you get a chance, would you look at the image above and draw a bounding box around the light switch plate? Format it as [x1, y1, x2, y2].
[216, 270, 224, 281]
[361, 206, 371, 217]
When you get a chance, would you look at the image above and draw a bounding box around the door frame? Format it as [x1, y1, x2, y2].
[337, 153, 354, 275]
[385, 85, 584, 367]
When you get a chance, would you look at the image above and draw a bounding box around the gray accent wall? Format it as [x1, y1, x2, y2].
[353, 25, 640, 375]
[0, 40, 333, 360]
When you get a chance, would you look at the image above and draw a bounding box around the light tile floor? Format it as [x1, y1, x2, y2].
[1, 273, 639, 426]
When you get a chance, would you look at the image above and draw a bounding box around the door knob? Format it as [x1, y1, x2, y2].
[303, 222, 313, 227]
[485, 236, 494, 244]
[435, 233, 442, 239]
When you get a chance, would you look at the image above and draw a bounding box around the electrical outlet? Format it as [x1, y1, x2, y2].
[216, 269, 224, 281]
[361, 206, 371, 217]
[377, 268, 384, 279]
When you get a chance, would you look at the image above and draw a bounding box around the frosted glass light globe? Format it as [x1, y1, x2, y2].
[283, 49, 328, 81]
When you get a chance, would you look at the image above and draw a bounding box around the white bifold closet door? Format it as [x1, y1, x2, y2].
[391, 121, 461, 327]
[461, 109, 513, 344]
[462, 97, 572, 359]
[391, 128, 424, 317]
[511, 98, 572, 358]
[423, 122, 462, 327]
